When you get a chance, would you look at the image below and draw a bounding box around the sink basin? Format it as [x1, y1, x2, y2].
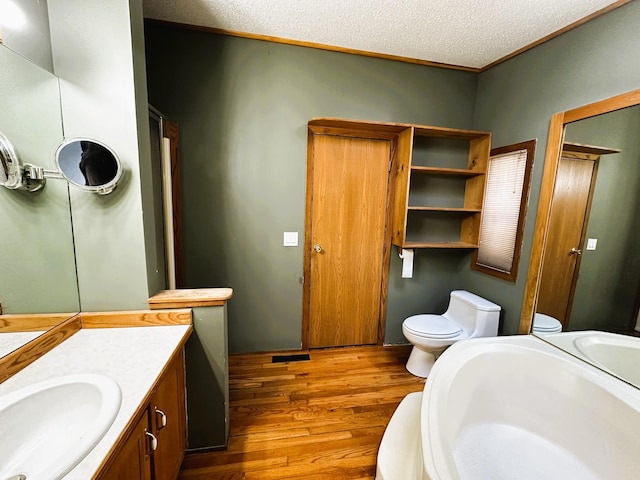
[0, 373, 122, 480]
[539, 330, 640, 387]
[573, 331, 640, 386]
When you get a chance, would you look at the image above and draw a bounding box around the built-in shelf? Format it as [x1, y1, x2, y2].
[393, 126, 492, 249]
[407, 206, 482, 213]
[409, 166, 484, 177]
[402, 241, 479, 249]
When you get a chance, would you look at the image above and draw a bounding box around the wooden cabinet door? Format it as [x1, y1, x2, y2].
[97, 411, 152, 480]
[152, 352, 187, 480]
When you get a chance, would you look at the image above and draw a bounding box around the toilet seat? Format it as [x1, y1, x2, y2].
[533, 313, 562, 333]
[534, 326, 559, 332]
[404, 314, 462, 339]
[534, 327, 561, 333]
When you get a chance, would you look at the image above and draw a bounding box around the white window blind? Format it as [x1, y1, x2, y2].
[477, 149, 528, 273]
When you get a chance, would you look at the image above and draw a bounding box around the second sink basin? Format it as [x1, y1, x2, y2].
[0, 373, 122, 480]
[574, 331, 640, 385]
[540, 330, 640, 387]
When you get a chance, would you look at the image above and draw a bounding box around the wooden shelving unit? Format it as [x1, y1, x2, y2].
[392, 126, 492, 249]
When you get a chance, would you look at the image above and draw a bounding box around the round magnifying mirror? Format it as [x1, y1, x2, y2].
[55, 138, 122, 194]
[0, 130, 23, 189]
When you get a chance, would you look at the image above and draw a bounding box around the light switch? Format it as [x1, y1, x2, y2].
[586, 238, 597, 251]
[283, 232, 298, 247]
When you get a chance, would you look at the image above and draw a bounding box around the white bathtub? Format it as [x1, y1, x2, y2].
[377, 335, 640, 480]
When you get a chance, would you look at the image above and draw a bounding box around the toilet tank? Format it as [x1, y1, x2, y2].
[444, 290, 501, 336]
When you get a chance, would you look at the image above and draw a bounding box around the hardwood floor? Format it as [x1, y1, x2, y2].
[178, 345, 425, 479]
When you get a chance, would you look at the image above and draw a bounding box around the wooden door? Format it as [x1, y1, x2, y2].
[537, 153, 597, 328]
[305, 132, 393, 348]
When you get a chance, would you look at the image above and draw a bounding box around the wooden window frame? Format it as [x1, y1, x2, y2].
[471, 139, 536, 282]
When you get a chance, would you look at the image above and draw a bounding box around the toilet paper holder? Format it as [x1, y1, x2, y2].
[397, 246, 414, 278]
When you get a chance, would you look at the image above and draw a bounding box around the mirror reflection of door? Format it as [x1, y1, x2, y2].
[537, 143, 619, 329]
[521, 92, 640, 340]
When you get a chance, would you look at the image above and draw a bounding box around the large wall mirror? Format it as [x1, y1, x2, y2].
[0, 0, 54, 72]
[0, 43, 79, 358]
[520, 88, 640, 386]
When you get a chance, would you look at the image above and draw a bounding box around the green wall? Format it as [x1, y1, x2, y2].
[563, 107, 640, 332]
[467, 0, 640, 334]
[144, 24, 478, 352]
[47, 0, 162, 311]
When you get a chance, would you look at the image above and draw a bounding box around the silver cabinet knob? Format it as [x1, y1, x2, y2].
[570, 247, 582, 255]
[313, 244, 323, 253]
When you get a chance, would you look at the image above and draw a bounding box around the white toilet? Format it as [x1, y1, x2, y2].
[402, 290, 501, 377]
[532, 312, 562, 334]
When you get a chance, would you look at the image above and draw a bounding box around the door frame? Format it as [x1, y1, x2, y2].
[149, 105, 183, 289]
[301, 122, 400, 350]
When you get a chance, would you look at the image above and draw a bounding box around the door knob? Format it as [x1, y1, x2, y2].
[570, 247, 582, 255]
[313, 244, 323, 253]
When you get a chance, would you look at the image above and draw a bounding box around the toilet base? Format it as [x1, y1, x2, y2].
[406, 346, 446, 378]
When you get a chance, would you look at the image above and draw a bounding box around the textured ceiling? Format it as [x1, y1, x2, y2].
[142, 0, 622, 69]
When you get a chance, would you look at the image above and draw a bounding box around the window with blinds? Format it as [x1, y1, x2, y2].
[472, 140, 536, 282]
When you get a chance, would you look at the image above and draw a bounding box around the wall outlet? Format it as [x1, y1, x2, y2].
[283, 232, 298, 247]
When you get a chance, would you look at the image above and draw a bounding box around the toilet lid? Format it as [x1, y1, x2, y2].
[404, 314, 462, 339]
[533, 313, 562, 331]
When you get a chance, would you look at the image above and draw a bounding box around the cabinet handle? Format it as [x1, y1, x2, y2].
[146, 430, 158, 452]
[155, 407, 167, 429]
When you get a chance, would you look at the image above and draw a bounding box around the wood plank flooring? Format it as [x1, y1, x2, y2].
[178, 345, 425, 479]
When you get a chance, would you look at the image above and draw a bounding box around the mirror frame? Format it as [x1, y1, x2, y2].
[519, 88, 640, 334]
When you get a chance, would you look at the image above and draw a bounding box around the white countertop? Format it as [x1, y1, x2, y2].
[0, 325, 191, 479]
[0, 331, 45, 357]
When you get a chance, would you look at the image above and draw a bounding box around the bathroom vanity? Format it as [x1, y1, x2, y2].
[0, 311, 192, 479]
[96, 343, 186, 480]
